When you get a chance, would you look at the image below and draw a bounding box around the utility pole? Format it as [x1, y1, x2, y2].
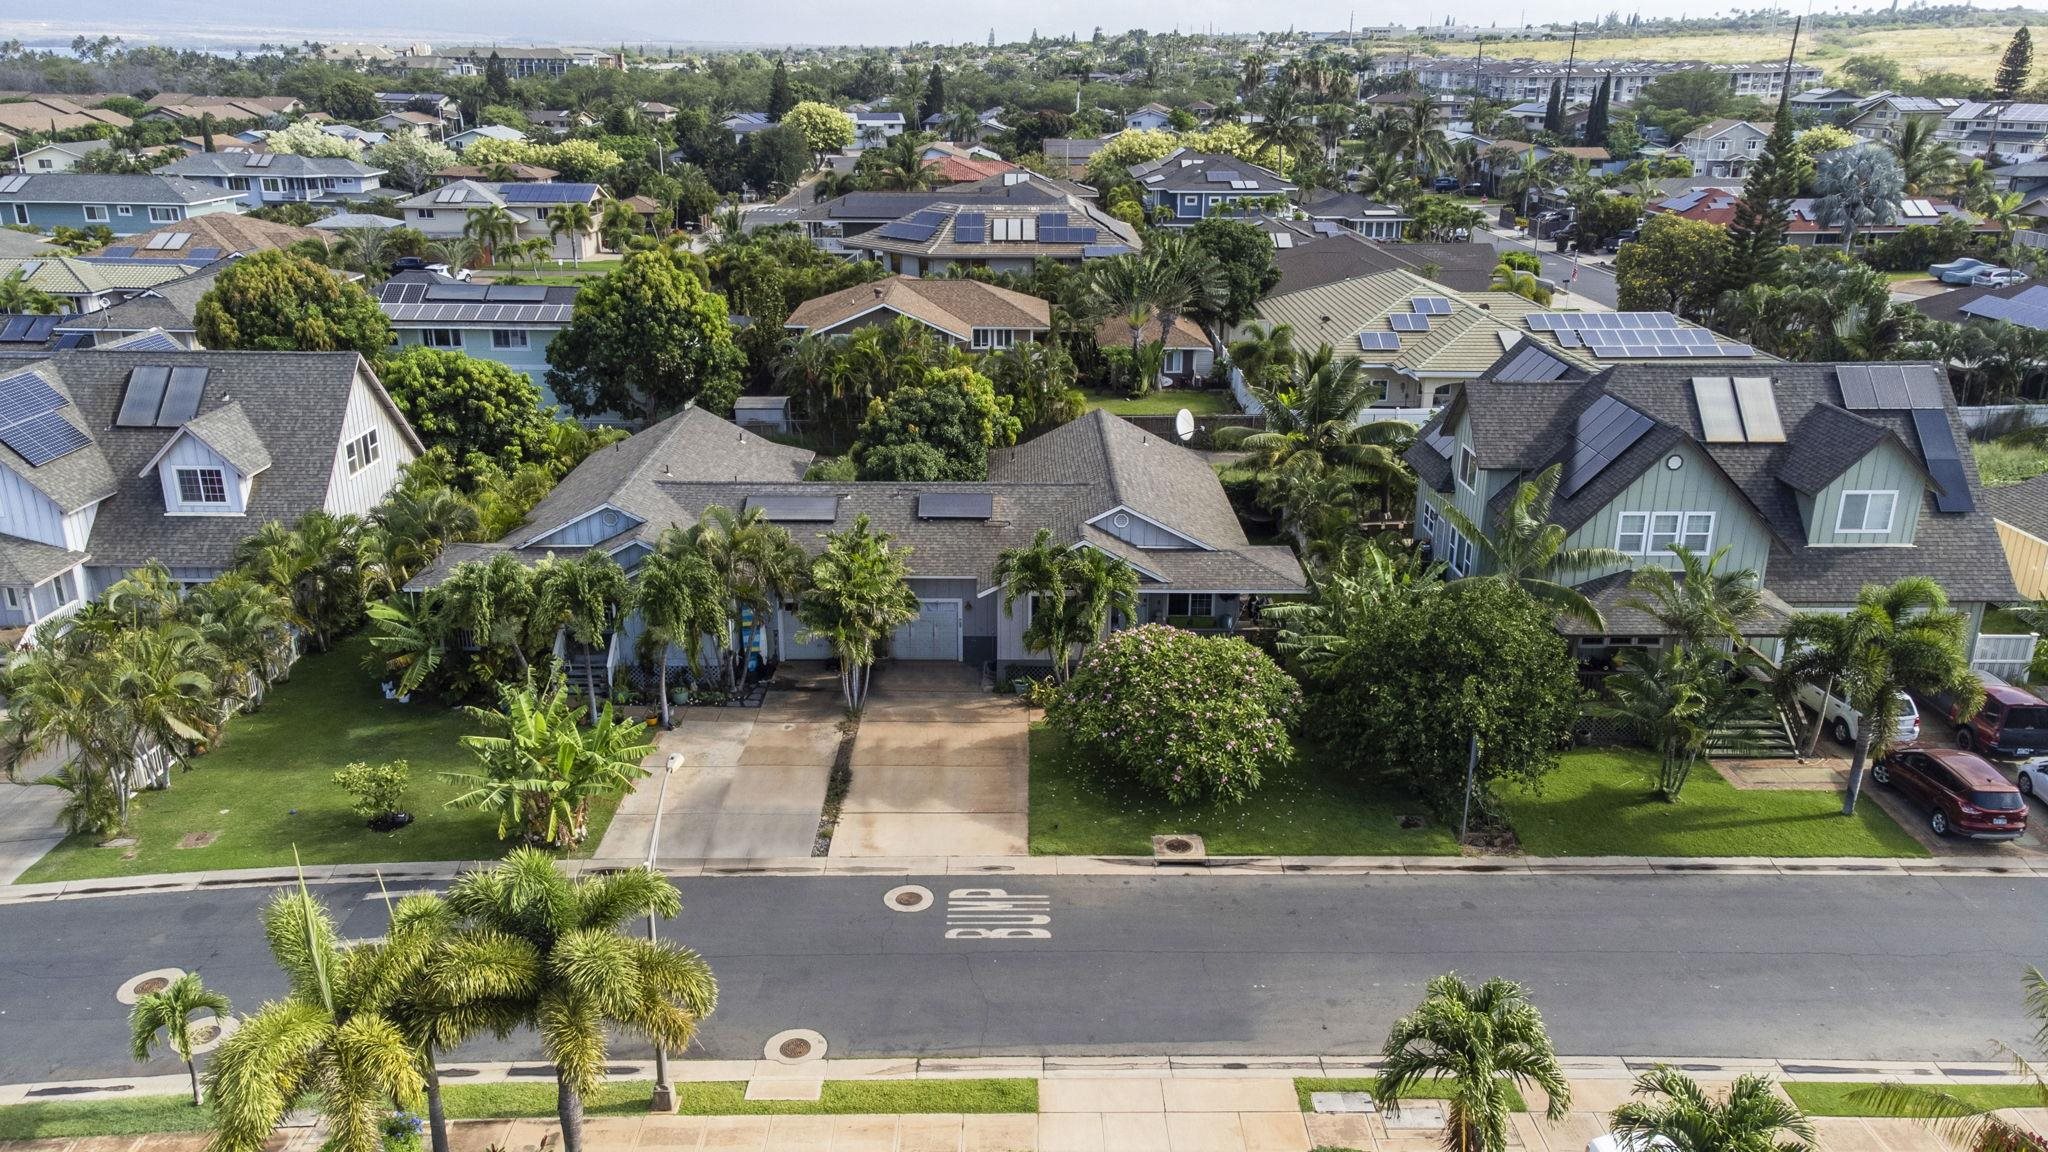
[645, 752, 685, 1113]
[1561, 22, 1579, 130]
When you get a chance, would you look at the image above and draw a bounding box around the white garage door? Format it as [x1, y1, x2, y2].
[892, 599, 962, 661]
[779, 607, 833, 660]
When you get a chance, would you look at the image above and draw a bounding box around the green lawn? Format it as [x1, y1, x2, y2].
[1294, 1077, 1524, 1112]
[1782, 1080, 2041, 1116]
[1499, 749, 1927, 858]
[16, 635, 621, 883]
[1028, 725, 1458, 856]
[1976, 438, 2048, 488]
[1082, 389, 1239, 417]
[0, 1079, 1035, 1139]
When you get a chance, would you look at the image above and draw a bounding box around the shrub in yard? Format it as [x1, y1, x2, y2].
[1048, 624, 1300, 805]
[333, 760, 411, 830]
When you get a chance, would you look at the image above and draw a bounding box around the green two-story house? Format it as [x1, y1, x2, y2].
[1407, 348, 2022, 664]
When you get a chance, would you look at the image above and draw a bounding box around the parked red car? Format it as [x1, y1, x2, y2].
[1946, 672, 2048, 759]
[1872, 744, 2029, 840]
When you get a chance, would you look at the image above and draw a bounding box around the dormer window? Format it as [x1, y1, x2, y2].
[176, 467, 228, 505]
[1837, 490, 1897, 534]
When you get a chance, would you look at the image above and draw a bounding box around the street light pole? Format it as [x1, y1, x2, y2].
[646, 751, 684, 1113]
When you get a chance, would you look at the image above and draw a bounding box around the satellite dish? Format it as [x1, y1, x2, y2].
[1174, 407, 1195, 443]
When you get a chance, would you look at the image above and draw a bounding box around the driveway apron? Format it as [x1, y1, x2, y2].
[831, 662, 1029, 857]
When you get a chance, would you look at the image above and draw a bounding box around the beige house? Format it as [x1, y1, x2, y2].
[785, 276, 1051, 351]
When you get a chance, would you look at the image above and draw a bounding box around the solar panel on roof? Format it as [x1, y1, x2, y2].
[54, 332, 87, 349]
[497, 182, 600, 203]
[953, 211, 986, 243]
[1204, 170, 1241, 183]
[1358, 332, 1400, 352]
[157, 366, 207, 426]
[109, 331, 181, 352]
[102, 246, 136, 259]
[0, 317, 28, 342]
[1563, 395, 1654, 497]
[1412, 296, 1451, 315]
[918, 492, 994, 519]
[0, 175, 29, 194]
[186, 247, 221, 262]
[743, 494, 838, 522]
[425, 283, 488, 301]
[0, 370, 63, 430]
[1389, 313, 1429, 332]
[1494, 344, 1571, 383]
[117, 365, 170, 427]
[1837, 364, 1944, 409]
[0, 410, 90, 466]
[1913, 408, 1975, 513]
[1692, 376, 1744, 441]
[1557, 330, 1583, 348]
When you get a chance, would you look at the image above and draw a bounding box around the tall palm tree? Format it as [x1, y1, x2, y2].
[1587, 645, 1775, 800]
[380, 898, 529, 1152]
[1619, 545, 1763, 651]
[687, 504, 807, 685]
[109, 621, 224, 785]
[443, 851, 718, 1152]
[1379, 973, 1572, 1152]
[1248, 84, 1313, 171]
[529, 550, 632, 722]
[130, 971, 232, 1106]
[1496, 148, 1552, 215]
[1438, 463, 1628, 628]
[1228, 345, 1406, 482]
[1848, 968, 2048, 1151]
[1225, 321, 1297, 390]
[462, 204, 521, 264]
[1888, 116, 1957, 196]
[368, 488, 482, 596]
[634, 527, 727, 727]
[867, 132, 942, 191]
[1611, 1067, 1815, 1152]
[1144, 231, 1229, 339]
[598, 198, 639, 252]
[1086, 253, 1171, 359]
[797, 514, 921, 708]
[549, 202, 596, 265]
[206, 885, 433, 1152]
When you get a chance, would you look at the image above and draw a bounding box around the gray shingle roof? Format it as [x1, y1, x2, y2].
[54, 265, 222, 335]
[1273, 234, 1505, 296]
[1129, 148, 1296, 194]
[0, 533, 87, 587]
[992, 408, 1247, 548]
[1776, 404, 1894, 495]
[179, 401, 272, 476]
[162, 153, 382, 179]
[0, 174, 243, 206]
[1984, 474, 2048, 538]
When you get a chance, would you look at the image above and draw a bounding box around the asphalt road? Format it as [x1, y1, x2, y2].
[5, 872, 2044, 1085]
[1487, 228, 1621, 309]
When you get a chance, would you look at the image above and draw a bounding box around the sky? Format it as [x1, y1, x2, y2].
[0, 0, 1887, 53]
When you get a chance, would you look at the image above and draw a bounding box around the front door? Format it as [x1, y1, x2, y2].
[892, 599, 962, 661]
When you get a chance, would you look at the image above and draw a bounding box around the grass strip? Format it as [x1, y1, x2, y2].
[1782, 1081, 2041, 1117]
[1294, 1076, 1526, 1113]
[0, 1096, 214, 1140]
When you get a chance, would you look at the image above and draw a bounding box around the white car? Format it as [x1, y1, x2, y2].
[1589, 1135, 1678, 1152]
[1794, 681, 1920, 747]
[2018, 757, 2048, 799]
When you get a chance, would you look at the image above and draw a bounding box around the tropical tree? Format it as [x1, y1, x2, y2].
[183, 574, 297, 713]
[1813, 146, 1904, 251]
[447, 677, 653, 847]
[1588, 645, 1775, 800]
[1226, 344, 1400, 473]
[866, 132, 942, 191]
[599, 198, 640, 252]
[529, 550, 632, 722]
[1611, 1067, 1815, 1152]
[993, 529, 1138, 681]
[687, 504, 808, 686]
[1436, 464, 1626, 628]
[1379, 973, 1572, 1152]
[634, 527, 727, 726]
[1086, 252, 1172, 358]
[1142, 231, 1228, 349]
[1225, 321, 1297, 390]
[442, 851, 718, 1152]
[1490, 262, 1553, 305]
[1888, 116, 1958, 197]
[130, 971, 232, 1106]
[796, 514, 921, 708]
[549, 202, 596, 265]
[1619, 545, 1762, 650]
[205, 885, 432, 1152]
[368, 487, 483, 596]
[0, 269, 62, 314]
[235, 511, 371, 651]
[462, 204, 521, 264]
[1780, 577, 1982, 815]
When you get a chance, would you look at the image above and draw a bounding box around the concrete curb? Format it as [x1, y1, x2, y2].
[4, 851, 2044, 904]
[0, 1054, 2030, 1107]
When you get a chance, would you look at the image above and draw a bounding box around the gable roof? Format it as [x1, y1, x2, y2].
[1252, 269, 1559, 376]
[1272, 233, 1502, 295]
[1129, 148, 1296, 194]
[993, 408, 1246, 549]
[0, 173, 243, 207]
[0, 256, 202, 298]
[92, 213, 322, 261]
[846, 197, 1140, 262]
[1092, 313, 1208, 350]
[164, 152, 382, 179]
[785, 276, 1050, 340]
[1985, 474, 2048, 539]
[53, 264, 224, 335]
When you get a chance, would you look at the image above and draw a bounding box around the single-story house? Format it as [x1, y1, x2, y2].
[408, 405, 1305, 673]
[395, 179, 606, 260]
[11, 139, 111, 174]
[785, 275, 1050, 350]
[1094, 314, 1215, 385]
[444, 125, 529, 152]
[159, 152, 386, 208]
[0, 174, 245, 236]
[90, 213, 322, 262]
[0, 97, 129, 137]
[1125, 102, 1175, 131]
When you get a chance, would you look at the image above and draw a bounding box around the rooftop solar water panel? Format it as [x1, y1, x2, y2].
[117, 365, 169, 427]
[158, 366, 207, 426]
[1411, 296, 1451, 315]
[486, 285, 548, 302]
[917, 492, 995, 519]
[186, 247, 222, 262]
[1494, 344, 1572, 382]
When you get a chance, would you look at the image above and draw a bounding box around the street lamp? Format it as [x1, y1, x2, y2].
[646, 751, 684, 1112]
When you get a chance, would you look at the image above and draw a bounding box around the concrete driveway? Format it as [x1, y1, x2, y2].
[595, 678, 842, 863]
[0, 742, 69, 883]
[830, 662, 1030, 857]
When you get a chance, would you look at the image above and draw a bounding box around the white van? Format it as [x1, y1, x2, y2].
[1794, 681, 1920, 747]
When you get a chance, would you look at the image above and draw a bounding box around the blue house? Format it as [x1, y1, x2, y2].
[0, 174, 245, 237]
[1126, 148, 1297, 227]
[376, 272, 577, 405]
[158, 153, 386, 208]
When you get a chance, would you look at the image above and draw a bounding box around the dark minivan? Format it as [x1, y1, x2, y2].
[1940, 670, 2048, 758]
[1873, 745, 2028, 840]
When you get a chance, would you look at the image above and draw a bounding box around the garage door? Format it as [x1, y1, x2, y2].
[779, 606, 833, 660]
[892, 599, 962, 661]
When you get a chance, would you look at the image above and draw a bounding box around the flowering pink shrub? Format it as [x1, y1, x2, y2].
[1047, 623, 1300, 805]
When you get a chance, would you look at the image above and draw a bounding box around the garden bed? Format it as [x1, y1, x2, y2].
[16, 635, 620, 884]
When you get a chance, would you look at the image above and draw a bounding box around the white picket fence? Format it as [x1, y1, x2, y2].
[1973, 632, 2040, 681]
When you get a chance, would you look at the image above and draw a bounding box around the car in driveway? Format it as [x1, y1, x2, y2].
[1971, 267, 2028, 288]
[1795, 681, 1919, 746]
[1931, 257, 1998, 284]
[1873, 744, 2029, 839]
[1935, 670, 2048, 758]
[2017, 756, 2048, 798]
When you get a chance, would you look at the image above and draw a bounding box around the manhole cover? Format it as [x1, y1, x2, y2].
[1151, 833, 1206, 859]
[883, 884, 933, 912]
[778, 1038, 812, 1059]
[133, 977, 170, 995]
[1162, 838, 1193, 853]
[189, 1023, 220, 1045]
[116, 968, 187, 1006]
[763, 1028, 827, 1065]
[893, 891, 922, 906]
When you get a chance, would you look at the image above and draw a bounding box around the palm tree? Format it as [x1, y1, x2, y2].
[797, 514, 921, 708]
[1144, 231, 1229, 339]
[598, 198, 639, 252]
[1888, 116, 1957, 196]
[1847, 967, 2048, 1152]
[1379, 973, 1572, 1152]
[1228, 346, 1407, 485]
[1438, 464, 1628, 629]
[462, 204, 521, 264]
[183, 574, 296, 712]
[379, 897, 529, 1152]
[330, 227, 396, 277]
[234, 511, 369, 652]
[1813, 146, 1904, 251]
[529, 550, 632, 723]
[993, 529, 1137, 681]
[130, 971, 232, 1106]
[206, 885, 431, 1152]
[1588, 645, 1775, 800]
[1225, 321, 1297, 390]
[687, 504, 808, 686]
[549, 202, 596, 265]
[1489, 262, 1552, 305]
[1496, 148, 1552, 216]
[867, 132, 942, 191]
[368, 488, 482, 597]
[1611, 1067, 1815, 1152]
[634, 527, 727, 727]
[1618, 545, 1762, 651]
[1248, 84, 1313, 170]
[443, 851, 718, 1152]
[1086, 253, 1170, 359]
[1781, 577, 1983, 814]
[0, 269, 61, 315]
[448, 678, 653, 847]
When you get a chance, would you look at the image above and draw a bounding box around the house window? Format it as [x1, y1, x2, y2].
[9, 205, 25, 226]
[227, 177, 250, 191]
[34, 158, 51, 169]
[344, 428, 381, 474]
[260, 177, 283, 193]
[422, 329, 461, 348]
[490, 329, 528, 349]
[972, 328, 1015, 350]
[1836, 490, 1897, 534]
[3, 587, 16, 609]
[82, 205, 108, 221]
[148, 206, 179, 222]
[175, 467, 228, 505]
[1163, 593, 1216, 618]
[418, 209, 435, 219]
[116, 205, 132, 216]
[1457, 445, 1478, 490]
[1445, 529, 1476, 576]
[1419, 501, 1439, 538]
[1618, 511, 1714, 555]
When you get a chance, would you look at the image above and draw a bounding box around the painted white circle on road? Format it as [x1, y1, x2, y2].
[884, 884, 933, 912]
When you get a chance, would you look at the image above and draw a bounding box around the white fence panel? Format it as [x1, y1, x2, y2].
[1973, 632, 2039, 681]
